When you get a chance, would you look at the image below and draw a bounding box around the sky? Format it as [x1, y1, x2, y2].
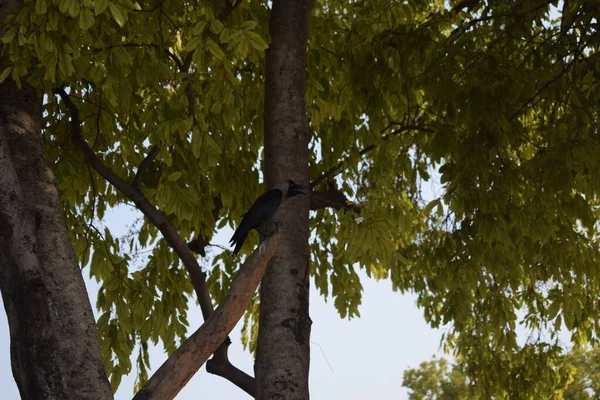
[0, 202, 448, 400]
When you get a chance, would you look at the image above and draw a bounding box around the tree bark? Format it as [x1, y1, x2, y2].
[256, 0, 313, 399]
[0, 80, 113, 398]
[134, 233, 279, 400]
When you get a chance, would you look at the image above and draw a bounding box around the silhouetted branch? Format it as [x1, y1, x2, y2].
[310, 122, 433, 187]
[206, 343, 256, 397]
[57, 87, 257, 395]
[55, 88, 214, 320]
[451, 0, 480, 13]
[308, 188, 360, 213]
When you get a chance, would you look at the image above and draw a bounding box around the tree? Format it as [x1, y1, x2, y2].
[2, 0, 600, 398]
[403, 357, 472, 400]
[1, 1, 112, 397]
[255, 1, 313, 399]
[403, 348, 600, 399]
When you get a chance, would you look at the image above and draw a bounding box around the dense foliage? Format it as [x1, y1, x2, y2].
[403, 348, 600, 399]
[2, 0, 600, 395]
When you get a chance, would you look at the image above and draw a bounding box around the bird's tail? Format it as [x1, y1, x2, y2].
[230, 231, 248, 256]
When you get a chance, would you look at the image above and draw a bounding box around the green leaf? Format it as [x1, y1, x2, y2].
[108, 2, 126, 27]
[97, 311, 111, 329]
[35, 0, 47, 14]
[204, 134, 221, 154]
[79, 8, 95, 30]
[58, 0, 72, 14]
[246, 31, 268, 51]
[68, 0, 80, 17]
[240, 21, 257, 30]
[192, 20, 206, 36]
[0, 67, 12, 83]
[1, 28, 16, 44]
[423, 198, 441, 216]
[58, 55, 75, 78]
[95, 0, 109, 14]
[210, 20, 224, 34]
[167, 171, 182, 182]
[185, 36, 203, 52]
[206, 39, 225, 60]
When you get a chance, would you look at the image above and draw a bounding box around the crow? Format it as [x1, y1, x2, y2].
[230, 180, 307, 255]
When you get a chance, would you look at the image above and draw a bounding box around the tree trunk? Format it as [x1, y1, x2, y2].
[256, 0, 313, 399]
[0, 80, 113, 399]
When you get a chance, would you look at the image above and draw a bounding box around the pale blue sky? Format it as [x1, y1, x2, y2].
[0, 202, 448, 399]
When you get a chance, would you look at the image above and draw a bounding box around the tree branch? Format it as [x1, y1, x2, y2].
[308, 188, 360, 212]
[219, 0, 243, 20]
[55, 88, 214, 320]
[206, 345, 256, 397]
[133, 145, 160, 189]
[451, 0, 480, 13]
[310, 122, 433, 187]
[133, 234, 279, 400]
[56, 88, 257, 394]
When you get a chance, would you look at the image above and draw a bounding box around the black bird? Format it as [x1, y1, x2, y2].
[230, 180, 307, 256]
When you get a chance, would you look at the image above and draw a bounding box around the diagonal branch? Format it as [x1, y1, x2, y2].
[206, 351, 255, 396]
[57, 87, 257, 394]
[509, 50, 582, 122]
[310, 122, 433, 187]
[55, 88, 214, 320]
[58, 3, 251, 390]
[308, 188, 360, 212]
[171, 2, 252, 387]
[133, 234, 279, 400]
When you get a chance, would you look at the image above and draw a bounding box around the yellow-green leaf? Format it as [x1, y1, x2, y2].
[79, 8, 95, 30]
[58, 55, 75, 78]
[246, 31, 268, 51]
[35, 0, 47, 14]
[210, 20, 224, 34]
[423, 198, 441, 216]
[240, 21, 257, 30]
[68, 0, 80, 17]
[185, 36, 203, 52]
[108, 2, 126, 26]
[0, 67, 12, 83]
[1, 28, 16, 44]
[95, 0, 109, 14]
[192, 21, 206, 36]
[167, 172, 182, 182]
[58, 0, 72, 14]
[206, 39, 225, 60]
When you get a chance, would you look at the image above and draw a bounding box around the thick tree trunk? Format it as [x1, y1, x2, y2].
[256, 0, 313, 399]
[0, 81, 113, 399]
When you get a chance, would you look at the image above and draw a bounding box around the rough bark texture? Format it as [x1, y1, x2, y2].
[256, 0, 313, 399]
[0, 81, 113, 399]
[133, 234, 280, 400]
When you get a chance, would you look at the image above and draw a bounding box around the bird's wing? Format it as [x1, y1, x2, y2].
[230, 189, 283, 247]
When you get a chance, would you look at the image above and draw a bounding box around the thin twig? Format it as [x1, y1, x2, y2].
[310, 122, 433, 187]
[54, 87, 214, 320]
